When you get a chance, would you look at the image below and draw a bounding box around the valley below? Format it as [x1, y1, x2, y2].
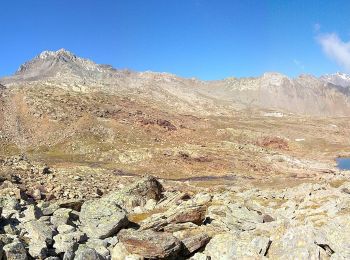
[0, 50, 350, 259]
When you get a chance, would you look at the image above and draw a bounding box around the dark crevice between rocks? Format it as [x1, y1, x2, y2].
[317, 243, 335, 256]
[264, 240, 272, 257]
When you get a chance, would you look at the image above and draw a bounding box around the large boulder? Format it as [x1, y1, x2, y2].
[80, 199, 128, 239]
[206, 203, 263, 231]
[140, 204, 207, 231]
[104, 176, 164, 211]
[316, 215, 350, 258]
[117, 229, 182, 259]
[203, 232, 270, 260]
[269, 225, 327, 259]
[23, 220, 54, 259]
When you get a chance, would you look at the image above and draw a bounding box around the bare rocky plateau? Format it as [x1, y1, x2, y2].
[1, 49, 350, 259]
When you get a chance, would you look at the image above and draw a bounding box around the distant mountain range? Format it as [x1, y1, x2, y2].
[1, 49, 350, 116]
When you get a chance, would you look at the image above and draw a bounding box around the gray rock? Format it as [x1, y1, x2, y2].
[86, 239, 110, 259]
[57, 224, 76, 234]
[74, 247, 102, 260]
[24, 220, 54, 244]
[269, 225, 324, 259]
[21, 204, 43, 222]
[204, 232, 270, 259]
[53, 231, 86, 254]
[63, 248, 75, 260]
[50, 208, 73, 227]
[0, 197, 20, 219]
[28, 240, 47, 259]
[80, 199, 128, 239]
[189, 252, 210, 260]
[3, 241, 28, 260]
[38, 201, 59, 216]
[23, 220, 54, 258]
[316, 215, 350, 258]
[207, 203, 263, 231]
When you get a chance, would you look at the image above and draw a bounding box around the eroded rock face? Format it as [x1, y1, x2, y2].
[118, 229, 182, 259]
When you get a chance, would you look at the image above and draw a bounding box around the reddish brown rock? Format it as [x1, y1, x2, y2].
[118, 229, 182, 259]
[167, 205, 207, 225]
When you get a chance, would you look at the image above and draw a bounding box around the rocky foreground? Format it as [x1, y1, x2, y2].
[1, 164, 350, 260]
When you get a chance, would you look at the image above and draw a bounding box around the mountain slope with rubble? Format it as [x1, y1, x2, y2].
[1, 49, 350, 259]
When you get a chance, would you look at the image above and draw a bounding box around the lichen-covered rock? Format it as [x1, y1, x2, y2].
[23, 220, 54, 258]
[3, 241, 28, 260]
[269, 225, 325, 259]
[204, 232, 270, 260]
[53, 231, 87, 254]
[86, 238, 110, 259]
[207, 203, 263, 231]
[50, 208, 73, 227]
[118, 229, 181, 259]
[0, 197, 20, 219]
[74, 247, 103, 260]
[80, 199, 128, 239]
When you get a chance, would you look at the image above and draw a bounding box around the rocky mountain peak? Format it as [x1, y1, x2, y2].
[38, 48, 77, 61]
[8, 49, 115, 84]
[321, 72, 350, 88]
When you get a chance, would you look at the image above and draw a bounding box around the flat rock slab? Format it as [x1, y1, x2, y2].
[80, 199, 128, 239]
[118, 229, 182, 259]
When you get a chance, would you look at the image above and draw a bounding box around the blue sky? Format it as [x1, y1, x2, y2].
[1, 0, 350, 80]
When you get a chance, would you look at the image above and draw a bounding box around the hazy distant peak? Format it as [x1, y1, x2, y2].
[262, 72, 288, 78]
[261, 72, 289, 86]
[321, 72, 350, 88]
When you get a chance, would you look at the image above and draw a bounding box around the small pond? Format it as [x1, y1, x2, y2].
[336, 158, 350, 170]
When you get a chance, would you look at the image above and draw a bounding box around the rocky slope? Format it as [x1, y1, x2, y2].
[2, 49, 350, 116]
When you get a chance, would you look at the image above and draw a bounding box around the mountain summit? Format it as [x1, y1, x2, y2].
[9, 49, 117, 84]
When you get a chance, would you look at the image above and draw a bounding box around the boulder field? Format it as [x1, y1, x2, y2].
[1, 174, 350, 259]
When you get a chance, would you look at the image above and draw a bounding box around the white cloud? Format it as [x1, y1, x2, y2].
[317, 33, 350, 72]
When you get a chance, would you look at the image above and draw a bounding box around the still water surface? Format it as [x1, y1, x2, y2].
[336, 158, 350, 170]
